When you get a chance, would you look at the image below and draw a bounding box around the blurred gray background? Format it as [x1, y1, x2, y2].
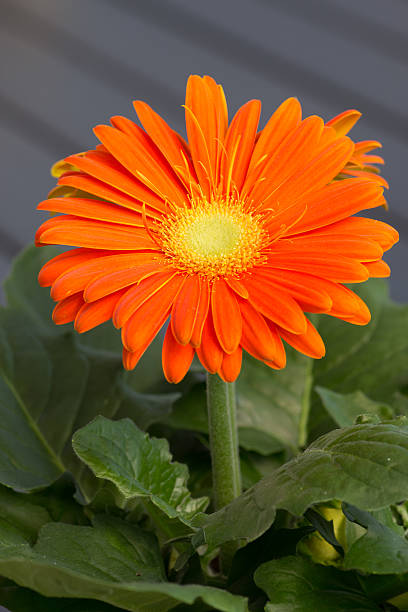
[1, 0, 407, 300]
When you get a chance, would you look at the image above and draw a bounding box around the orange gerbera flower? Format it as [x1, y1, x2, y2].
[35, 75, 398, 383]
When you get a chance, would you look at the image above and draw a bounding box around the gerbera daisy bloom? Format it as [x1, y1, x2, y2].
[35, 75, 398, 384]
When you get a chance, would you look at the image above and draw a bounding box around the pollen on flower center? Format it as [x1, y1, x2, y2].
[157, 197, 265, 278]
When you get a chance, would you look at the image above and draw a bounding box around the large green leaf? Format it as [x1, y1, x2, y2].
[0, 516, 247, 612]
[342, 503, 408, 574]
[193, 422, 408, 549]
[254, 556, 381, 611]
[316, 388, 394, 428]
[0, 582, 123, 612]
[314, 280, 408, 405]
[0, 308, 177, 498]
[73, 416, 208, 528]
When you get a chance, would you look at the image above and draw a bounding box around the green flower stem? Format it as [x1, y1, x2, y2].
[206, 374, 241, 511]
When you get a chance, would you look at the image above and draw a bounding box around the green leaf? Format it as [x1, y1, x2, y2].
[0, 274, 178, 497]
[193, 422, 408, 549]
[342, 503, 408, 574]
[315, 280, 408, 406]
[73, 416, 208, 526]
[0, 517, 247, 612]
[316, 388, 394, 428]
[254, 556, 382, 611]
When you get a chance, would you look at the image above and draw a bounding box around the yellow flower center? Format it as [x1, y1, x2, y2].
[158, 197, 265, 278]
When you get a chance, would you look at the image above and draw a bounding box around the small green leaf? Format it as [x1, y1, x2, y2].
[316, 387, 394, 428]
[73, 416, 208, 526]
[254, 556, 382, 611]
[342, 503, 408, 574]
[0, 517, 247, 612]
[193, 422, 408, 549]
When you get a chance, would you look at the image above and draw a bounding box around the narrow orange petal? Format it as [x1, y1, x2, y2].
[64, 151, 167, 214]
[245, 277, 307, 335]
[326, 109, 361, 136]
[225, 277, 249, 299]
[296, 217, 398, 252]
[278, 318, 326, 359]
[190, 278, 210, 347]
[36, 216, 159, 251]
[218, 347, 242, 382]
[113, 270, 182, 329]
[253, 268, 332, 314]
[264, 254, 369, 284]
[37, 197, 149, 227]
[243, 97, 301, 195]
[50, 253, 158, 301]
[278, 235, 383, 262]
[75, 289, 126, 333]
[84, 261, 161, 302]
[185, 75, 225, 197]
[171, 274, 201, 345]
[271, 136, 354, 207]
[364, 259, 391, 278]
[284, 179, 384, 236]
[221, 99, 261, 193]
[162, 325, 195, 383]
[239, 299, 284, 364]
[52, 293, 84, 325]
[211, 279, 242, 354]
[249, 115, 323, 206]
[196, 310, 223, 374]
[122, 276, 184, 353]
[330, 292, 371, 326]
[133, 100, 197, 187]
[38, 248, 110, 287]
[93, 125, 187, 207]
[58, 170, 163, 219]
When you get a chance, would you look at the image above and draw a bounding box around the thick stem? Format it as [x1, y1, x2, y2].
[206, 374, 241, 511]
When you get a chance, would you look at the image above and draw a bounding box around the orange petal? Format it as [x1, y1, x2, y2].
[37, 197, 148, 227]
[93, 125, 187, 207]
[64, 151, 167, 214]
[211, 279, 242, 354]
[239, 299, 285, 364]
[221, 99, 261, 194]
[264, 254, 369, 283]
[278, 318, 325, 359]
[225, 277, 249, 299]
[285, 179, 384, 236]
[38, 248, 110, 287]
[121, 275, 184, 353]
[297, 217, 398, 252]
[75, 290, 126, 333]
[244, 97, 301, 195]
[36, 216, 159, 251]
[162, 325, 195, 383]
[218, 347, 242, 382]
[133, 100, 197, 188]
[52, 293, 84, 325]
[196, 310, 223, 374]
[249, 115, 323, 206]
[185, 75, 226, 197]
[190, 278, 210, 348]
[245, 277, 307, 335]
[171, 274, 201, 345]
[330, 292, 371, 326]
[253, 268, 332, 314]
[271, 136, 354, 207]
[278, 235, 383, 262]
[114, 271, 183, 329]
[58, 169, 163, 219]
[84, 261, 161, 302]
[364, 259, 391, 278]
[326, 109, 361, 136]
[50, 253, 158, 301]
